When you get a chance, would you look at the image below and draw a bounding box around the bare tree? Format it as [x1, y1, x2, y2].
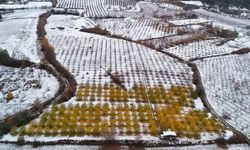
[101, 66, 126, 90]
[32, 99, 44, 113]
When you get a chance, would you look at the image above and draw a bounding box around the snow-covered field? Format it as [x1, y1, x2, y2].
[1, 0, 250, 147]
[158, 3, 183, 11]
[0, 144, 249, 150]
[56, 0, 122, 18]
[164, 39, 242, 60]
[48, 33, 192, 88]
[0, 66, 58, 120]
[168, 18, 209, 26]
[181, 1, 203, 7]
[0, 9, 51, 63]
[2, 12, 228, 142]
[196, 54, 250, 138]
[0, 7, 59, 120]
[45, 15, 192, 89]
[104, 0, 139, 9]
[97, 17, 177, 40]
[193, 8, 250, 30]
[0, 2, 51, 10]
[45, 14, 96, 32]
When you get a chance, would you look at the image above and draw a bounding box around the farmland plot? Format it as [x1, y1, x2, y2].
[193, 9, 250, 30]
[4, 29, 227, 142]
[97, 18, 178, 40]
[227, 35, 250, 49]
[0, 9, 49, 63]
[0, 66, 59, 120]
[56, 0, 121, 18]
[157, 3, 183, 11]
[168, 18, 209, 26]
[48, 34, 193, 89]
[104, 0, 140, 9]
[7, 84, 223, 141]
[164, 39, 241, 60]
[196, 54, 250, 138]
[45, 15, 96, 34]
[0, 2, 51, 10]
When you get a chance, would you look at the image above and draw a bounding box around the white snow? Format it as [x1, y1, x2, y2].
[56, 0, 121, 18]
[0, 2, 51, 9]
[0, 9, 50, 63]
[147, 144, 250, 150]
[104, 0, 139, 11]
[223, 130, 234, 140]
[196, 54, 250, 138]
[200, 132, 219, 141]
[47, 33, 193, 89]
[0, 144, 100, 150]
[45, 14, 97, 37]
[97, 17, 177, 40]
[164, 39, 241, 60]
[181, 1, 203, 7]
[227, 35, 250, 48]
[0, 144, 248, 150]
[158, 3, 183, 11]
[193, 9, 250, 29]
[161, 130, 177, 137]
[47, 14, 96, 28]
[169, 18, 209, 26]
[194, 98, 204, 110]
[1, 0, 248, 146]
[0, 66, 59, 120]
[1, 133, 159, 142]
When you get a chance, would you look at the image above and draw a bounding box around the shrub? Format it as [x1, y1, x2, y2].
[110, 119, 116, 128]
[17, 136, 25, 146]
[10, 126, 18, 136]
[76, 90, 82, 101]
[6, 91, 14, 101]
[32, 99, 44, 113]
[149, 124, 158, 136]
[18, 126, 26, 136]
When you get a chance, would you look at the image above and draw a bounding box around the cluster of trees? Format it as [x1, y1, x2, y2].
[76, 83, 197, 106]
[202, 0, 250, 9]
[12, 84, 223, 139]
[76, 83, 148, 102]
[205, 24, 238, 39]
[155, 93, 223, 139]
[148, 85, 196, 106]
[14, 103, 158, 137]
[157, 109, 217, 137]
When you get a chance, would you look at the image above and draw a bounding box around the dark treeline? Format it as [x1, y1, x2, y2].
[0, 0, 7, 4]
[202, 0, 250, 9]
[0, 49, 34, 67]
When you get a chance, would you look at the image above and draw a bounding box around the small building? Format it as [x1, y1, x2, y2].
[160, 130, 177, 140]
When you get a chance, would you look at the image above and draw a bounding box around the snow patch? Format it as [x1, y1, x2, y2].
[181, 1, 203, 7]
